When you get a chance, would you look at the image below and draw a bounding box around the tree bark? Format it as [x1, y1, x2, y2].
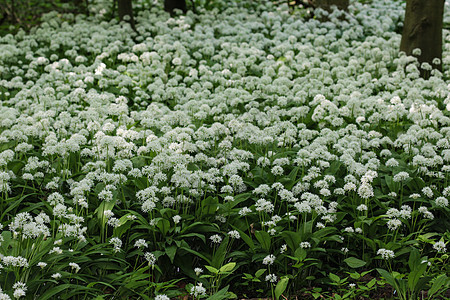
[400, 0, 444, 76]
[314, 0, 348, 11]
[118, 0, 135, 29]
[164, 0, 187, 14]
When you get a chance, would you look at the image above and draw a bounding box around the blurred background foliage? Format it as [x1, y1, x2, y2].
[0, 0, 321, 36]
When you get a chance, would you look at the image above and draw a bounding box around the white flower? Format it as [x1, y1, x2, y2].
[433, 241, 446, 253]
[228, 230, 240, 239]
[300, 242, 311, 249]
[134, 239, 148, 249]
[109, 237, 122, 253]
[69, 262, 80, 273]
[210, 234, 222, 244]
[393, 172, 409, 182]
[155, 295, 170, 300]
[377, 248, 395, 259]
[265, 274, 277, 283]
[190, 283, 206, 297]
[239, 207, 252, 216]
[37, 262, 47, 268]
[194, 267, 203, 276]
[387, 219, 402, 230]
[435, 197, 448, 208]
[172, 215, 181, 224]
[357, 204, 368, 211]
[144, 252, 157, 266]
[51, 273, 62, 279]
[280, 244, 287, 253]
[262, 254, 276, 265]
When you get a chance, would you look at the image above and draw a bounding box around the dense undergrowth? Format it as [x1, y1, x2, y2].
[0, 0, 449, 299]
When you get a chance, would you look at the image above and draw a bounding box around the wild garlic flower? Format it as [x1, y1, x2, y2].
[433, 241, 447, 253]
[209, 234, 222, 244]
[194, 268, 203, 276]
[109, 237, 122, 253]
[228, 230, 240, 239]
[190, 283, 206, 297]
[144, 252, 156, 266]
[262, 254, 276, 265]
[69, 262, 81, 273]
[377, 248, 395, 260]
[265, 274, 277, 283]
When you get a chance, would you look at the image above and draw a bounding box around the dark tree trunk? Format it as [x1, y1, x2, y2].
[400, 0, 444, 77]
[164, 0, 187, 14]
[314, 0, 348, 11]
[118, 0, 135, 29]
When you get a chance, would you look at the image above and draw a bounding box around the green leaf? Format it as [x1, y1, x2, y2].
[95, 200, 115, 227]
[428, 274, 448, 298]
[275, 277, 289, 300]
[408, 248, 420, 271]
[165, 245, 177, 263]
[329, 273, 340, 283]
[156, 218, 170, 236]
[294, 247, 307, 261]
[255, 269, 266, 278]
[408, 261, 427, 293]
[205, 265, 219, 274]
[255, 230, 271, 251]
[179, 246, 211, 265]
[219, 262, 236, 273]
[230, 225, 254, 249]
[377, 268, 397, 289]
[212, 236, 229, 268]
[344, 257, 367, 268]
[206, 285, 229, 300]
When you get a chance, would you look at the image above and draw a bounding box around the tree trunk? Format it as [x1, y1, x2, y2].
[164, 0, 187, 14]
[400, 0, 444, 76]
[314, 0, 349, 11]
[118, 0, 135, 29]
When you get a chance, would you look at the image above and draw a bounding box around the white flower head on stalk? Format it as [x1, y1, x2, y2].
[433, 241, 446, 253]
[377, 248, 395, 260]
[262, 254, 276, 265]
[172, 215, 181, 224]
[300, 242, 311, 249]
[194, 267, 203, 276]
[144, 252, 157, 266]
[109, 237, 122, 253]
[69, 262, 80, 273]
[228, 230, 240, 239]
[209, 234, 222, 244]
[265, 274, 277, 283]
[190, 283, 206, 297]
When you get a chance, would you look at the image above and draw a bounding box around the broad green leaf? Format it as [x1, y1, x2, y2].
[156, 218, 170, 236]
[255, 230, 271, 251]
[212, 236, 229, 268]
[377, 268, 397, 289]
[165, 245, 177, 263]
[281, 231, 301, 251]
[206, 285, 229, 300]
[205, 265, 219, 274]
[329, 273, 340, 283]
[230, 225, 254, 249]
[275, 276, 289, 300]
[294, 247, 307, 262]
[255, 269, 266, 278]
[428, 274, 448, 298]
[408, 248, 420, 272]
[344, 257, 366, 268]
[219, 262, 236, 273]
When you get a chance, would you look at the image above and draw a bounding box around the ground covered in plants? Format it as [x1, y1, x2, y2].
[0, 0, 449, 299]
